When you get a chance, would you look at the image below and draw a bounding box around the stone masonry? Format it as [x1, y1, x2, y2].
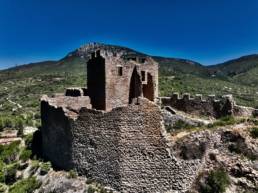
[41, 96, 202, 193]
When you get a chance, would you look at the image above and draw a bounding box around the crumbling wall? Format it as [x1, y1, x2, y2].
[160, 93, 239, 118]
[41, 97, 202, 193]
[41, 100, 74, 169]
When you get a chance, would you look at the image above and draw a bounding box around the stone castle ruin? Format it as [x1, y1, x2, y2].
[40, 48, 256, 193]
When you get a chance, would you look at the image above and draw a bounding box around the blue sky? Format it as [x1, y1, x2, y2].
[0, 0, 258, 69]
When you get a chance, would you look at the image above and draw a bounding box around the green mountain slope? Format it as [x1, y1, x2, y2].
[0, 43, 258, 122]
[154, 56, 209, 77]
[208, 54, 258, 76]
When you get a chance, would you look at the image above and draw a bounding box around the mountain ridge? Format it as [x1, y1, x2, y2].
[1, 43, 258, 78]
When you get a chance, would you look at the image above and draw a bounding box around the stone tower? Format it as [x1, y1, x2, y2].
[87, 50, 159, 111]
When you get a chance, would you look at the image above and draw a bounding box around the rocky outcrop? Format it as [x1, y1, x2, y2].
[174, 127, 258, 193]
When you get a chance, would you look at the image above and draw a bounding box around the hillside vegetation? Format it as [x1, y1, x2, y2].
[0, 43, 258, 124]
[0, 43, 258, 193]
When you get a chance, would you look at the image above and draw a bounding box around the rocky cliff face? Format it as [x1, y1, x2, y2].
[171, 124, 258, 193]
[67, 42, 146, 60]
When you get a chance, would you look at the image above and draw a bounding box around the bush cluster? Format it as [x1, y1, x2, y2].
[200, 168, 230, 193]
[68, 170, 77, 179]
[87, 184, 111, 193]
[19, 149, 32, 162]
[207, 116, 241, 128]
[9, 177, 41, 193]
[40, 162, 51, 175]
[0, 141, 20, 164]
[250, 127, 258, 138]
[166, 120, 195, 133]
[0, 114, 36, 133]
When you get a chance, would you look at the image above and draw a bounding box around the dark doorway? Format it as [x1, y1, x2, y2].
[143, 73, 154, 101]
[129, 67, 142, 103]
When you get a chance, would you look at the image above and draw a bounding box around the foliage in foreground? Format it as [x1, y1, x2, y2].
[0, 141, 20, 164]
[40, 162, 51, 175]
[67, 170, 78, 179]
[250, 127, 258, 138]
[9, 177, 41, 193]
[0, 115, 35, 132]
[200, 168, 230, 193]
[166, 120, 196, 133]
[207, 116, 243, 128]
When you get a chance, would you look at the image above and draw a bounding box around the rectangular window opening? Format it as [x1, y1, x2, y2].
[118, 67, 123, 76]
[141, 71, 146, 81]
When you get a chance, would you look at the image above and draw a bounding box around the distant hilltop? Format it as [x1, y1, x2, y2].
[67, 42, 258, 77]
[67, 42, 146, 59]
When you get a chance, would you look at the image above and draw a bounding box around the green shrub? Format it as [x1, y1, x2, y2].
[68, 170, 77, 179]
[3, 118, 13, 129]
[99, 187, 110, 193]
[16, 118, 24, 137]
[40, 162, 51, 175]
[30, 160, 40, 171]
[86, 178, 95, 184]
[247, 118, 258, 125]
[86, 184, 110, 193]
[200, 168, 230, 193]
[166, 120, 194, 132]
[24, 118, 33, 127]
[0, 119, 4, 132]
[0, 161, 5, 183]
[0, 183, 7, 193]
[9, 177, 41, 193]
[87, 185, 96, 193]
[20, 149, 32, 162]
[0, 141, 20, 164]
[174, 120, 193, 130]
[208, 116, 237, 128]
[3, 163, 18, 185]
[250, 127, 258, 138]
[24, 134, 33, 150]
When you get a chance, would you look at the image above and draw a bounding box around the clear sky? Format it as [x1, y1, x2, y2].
[1, 0, 258, 69]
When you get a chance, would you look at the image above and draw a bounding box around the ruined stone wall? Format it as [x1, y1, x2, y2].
[41, 97, 202, 193]
[41, 100, 74, 169]
[159, 93, 255, 118]
[159, 93, 236, 118]
[40, 95, 92, 169]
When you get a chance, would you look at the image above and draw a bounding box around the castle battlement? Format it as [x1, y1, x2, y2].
[169, 92, 233, 103]
[159, 93, 254, 118]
